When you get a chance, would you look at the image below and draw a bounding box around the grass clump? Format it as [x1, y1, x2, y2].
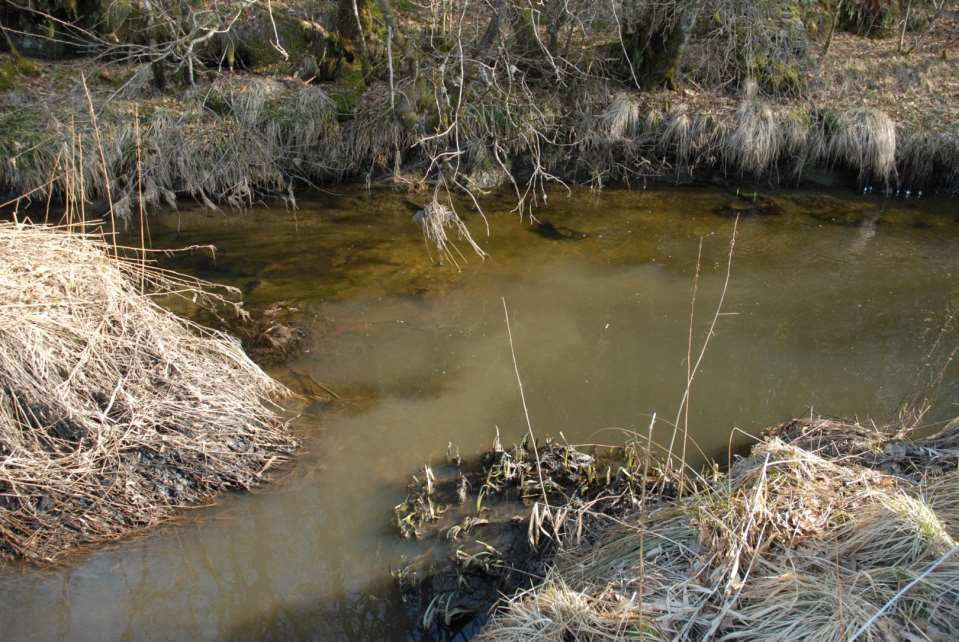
[603, 92, 642, 142]
[0, 222, 295, 562]
[829, 107, 898, 187]
[476, 418, 959, 641]
[725, 83, 783, 177]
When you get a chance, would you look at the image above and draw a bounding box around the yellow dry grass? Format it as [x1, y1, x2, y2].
[478, 421, 959, 641]
[0, 221, 295, 562]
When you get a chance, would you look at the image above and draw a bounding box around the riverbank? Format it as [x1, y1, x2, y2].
[0, 222, 295, 562]
[1, 3, 957, 232]
[396, 417, 959, 640]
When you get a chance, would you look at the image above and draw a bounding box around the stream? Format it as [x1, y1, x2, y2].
[1, 186, 958, 641]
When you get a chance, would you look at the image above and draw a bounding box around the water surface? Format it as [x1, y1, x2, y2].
[1, 187, 958, 641]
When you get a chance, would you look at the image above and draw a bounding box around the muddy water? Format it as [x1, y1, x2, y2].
[2, 187, 959, 641]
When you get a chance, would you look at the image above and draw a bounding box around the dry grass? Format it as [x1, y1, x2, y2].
[603, 92, 642, 142]
[478, 419, 959, 641]
[0, 221, 295, 562]
[659, 104, 696, 167]
[0, 72, 339, 217]
[412, 198, 486, 269]
[725, 89, 783, 177]
[829, 107, 898, 187]
[818, 13, 959, 130]
[1, 7, 958, 221]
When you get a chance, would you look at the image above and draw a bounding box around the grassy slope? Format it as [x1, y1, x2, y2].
[1, 5, 958, 218]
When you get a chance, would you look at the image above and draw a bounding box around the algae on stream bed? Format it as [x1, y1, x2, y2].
[0, 186, 958, 641]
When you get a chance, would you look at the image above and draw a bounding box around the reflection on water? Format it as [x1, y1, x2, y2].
[1, 187, 958, 641]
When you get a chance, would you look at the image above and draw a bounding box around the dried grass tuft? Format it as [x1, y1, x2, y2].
[927, 471, 959, 539]
[660, 104, 695, 166]
[725, 96, 783, 176]
[603, 92, 642, 141]
[0, 222, 295, 562]
[412, 198, 487, 269]
[829, 107, 898, 187]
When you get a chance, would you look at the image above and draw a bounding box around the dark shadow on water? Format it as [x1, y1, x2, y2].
[223, 581, 484, 642]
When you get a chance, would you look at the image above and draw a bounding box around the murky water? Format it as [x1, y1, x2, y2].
[2, 187, 958, 641]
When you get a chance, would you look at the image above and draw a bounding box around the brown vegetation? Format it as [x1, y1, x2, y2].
[404, 417, 959, 641]
[0, 221, 295, 562]
[0, 0, 957, 232]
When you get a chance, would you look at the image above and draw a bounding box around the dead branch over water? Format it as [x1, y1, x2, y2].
[0, 222, 295, 562]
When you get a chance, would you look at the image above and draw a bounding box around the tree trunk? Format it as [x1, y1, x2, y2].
[622, 5, 702, 90]
[335, 0, 373, 64]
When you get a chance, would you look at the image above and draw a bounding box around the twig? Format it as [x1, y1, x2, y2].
[849, 546, 958, 642]
[501, 297, 550, 516]
[667, 217, 739, 475]
[80, 73, 117, 258]
[678, 237, 703, 495]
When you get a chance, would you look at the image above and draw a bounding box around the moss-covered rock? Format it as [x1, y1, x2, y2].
[0, 55, 42, 91]
[199, 2, 313, 73]
[742, 5, 813, 95]
[331, 63, 367, 119]
[1, 0, 102, 58]
[0, 65, 17, 92]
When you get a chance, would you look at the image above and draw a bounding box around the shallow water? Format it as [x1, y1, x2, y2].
[2, 186, 958, 641]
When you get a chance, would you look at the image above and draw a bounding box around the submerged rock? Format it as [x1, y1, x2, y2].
[225, 302, 308, 366]
[714, 193, 784, 218]
[530, 220, 589, 241]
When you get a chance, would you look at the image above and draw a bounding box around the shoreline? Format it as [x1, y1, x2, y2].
[393, 417, 959, 640]
[2, 63, 956, 217]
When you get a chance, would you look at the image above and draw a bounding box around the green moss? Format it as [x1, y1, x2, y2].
[333, 91, 361, 119]
[0, 68, 16, 91]
[0, 54, 42, 90]
[332, 64, 367, 118]
[13, 56, 41, 77]
[751, 57, 804, 95]
[0, 106, 45, 159]
[839, 0, 899, 38]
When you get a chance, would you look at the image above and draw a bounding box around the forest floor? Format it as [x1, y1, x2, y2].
[634, 12, 959, 130]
